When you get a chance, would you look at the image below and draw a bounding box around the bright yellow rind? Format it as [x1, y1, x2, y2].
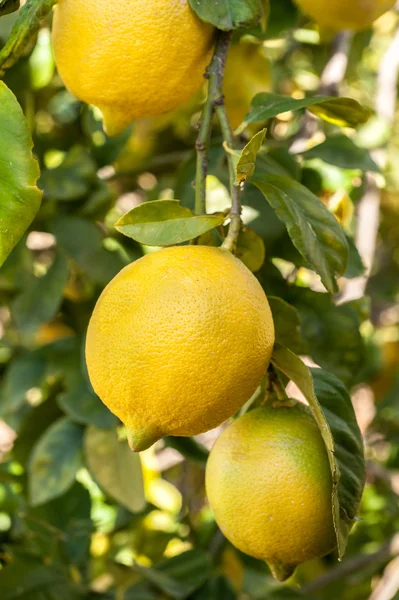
[52, 0, 215, 135]
[86, 246, 275, 451]
[206, 403, 336, 578]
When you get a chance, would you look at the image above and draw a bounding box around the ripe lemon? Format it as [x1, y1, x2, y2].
[294, 0, 395, 31]
[52, 0, 215, 136]
[86, 246, 274, 452]
[206, 402, 337, 581]
[224, 41, 271, 130]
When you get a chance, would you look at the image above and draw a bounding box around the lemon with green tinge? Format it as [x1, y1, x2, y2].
[206, 402, 337, 581]
[294, 0, 395, 31]
[86, 246, 275, 452]
[52, 0, 215, 136]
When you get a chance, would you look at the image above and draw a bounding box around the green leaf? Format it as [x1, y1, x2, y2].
[192, 575, 237, 599]
[251, 173, 349, 293]
[25, 482, 92, 567]
[236, 128, 267, 183]
[39, 147, 97, 201]
[51, 216, 127, 285]
[0, 82, 42, 266]
[84, 426, 146, 513]
[59, 379, 118, 430]
[0, 0, 19, 17]
[345, 237, 366, 279]
[115, 200, 225, 246]
[241, 93, 371, 129]
[294, 291, 365, 385]
[0, 558, 84, 600]
[188, 0, 265, 31]
[0, 350, 46, 425]
[271, 346, 365, 557]
[268, 296, 305, 354]
[29, 417, 84, 507]
[0, 0, 57, 75]
[11, 252, 69, 334]
[135, 550, 211, 599]
[302, 134, 379, 172]
[235, 227, 265, 272]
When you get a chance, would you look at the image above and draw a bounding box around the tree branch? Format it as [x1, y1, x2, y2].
[195, 31, 232, 215]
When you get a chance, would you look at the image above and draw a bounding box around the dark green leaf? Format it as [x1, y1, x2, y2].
[116, 200, 225, 246]
[29, 417, 84, 506]
[271, 346, 365, 557]
[251, 173, 349, 293]
[24, 482, 92, 567]
[188, 0, 264, 31]
[135, 550, 211, 599]
[192, 575, 237, 599]
[0, 0, 57, 75]
[12, 252, 69, 334]
[242, 93, 371, 129]
[0, 81, 42, 266]
[344, 237, 366, 279]
[84, 426, 146, 513]
[59, 379, 118, 429]
[294, 291, 365, 385]
[0, 558, 84, 600]
[0, 350, 46, 425]
[302, 135, 379, 172]
[236, 128, 266, 183]
[268, 296, 305, 354]
[40, 147, 97, 202]
[0, 0, 19, 17]
[51, 216, 127, 285]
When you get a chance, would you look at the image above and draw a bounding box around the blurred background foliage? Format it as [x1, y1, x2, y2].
[0, 0, 399, 598]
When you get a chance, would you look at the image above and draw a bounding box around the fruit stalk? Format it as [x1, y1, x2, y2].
[195, 30, 233, 215]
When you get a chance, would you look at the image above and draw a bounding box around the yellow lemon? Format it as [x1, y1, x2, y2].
[224, 41, 271, 130]
[206, 402, 337, 581]
[86, 246, 274, 452]
[294, 0, 395, 31]
[52, 0, 215, 136]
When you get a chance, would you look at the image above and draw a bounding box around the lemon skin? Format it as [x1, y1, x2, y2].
[86, 246, 275, 451]
[206, 402, 337, 580]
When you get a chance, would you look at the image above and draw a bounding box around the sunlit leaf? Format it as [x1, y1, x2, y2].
[302, 134, 379, 172]
[242, 93, 371, 129]
[0, 82, 42, 266]
[236, 128, 267, 183]
[188, 0, 265, 30]
[236, 227, 265, 272]
[116, 200, 225, 246]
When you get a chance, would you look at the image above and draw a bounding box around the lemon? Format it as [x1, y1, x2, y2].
[224, 41, 271, 130]
[206, 402, 337, 581]
[294, 0, 395, 31]
[86, 246, 274, 452]
[52, 0, 215, 136]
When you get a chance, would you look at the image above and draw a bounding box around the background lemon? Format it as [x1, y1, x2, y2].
[206, 402, 337, 581]
[224, 41, 271, 130]
[86, 246, 274, 452]
[52, 0, 215, 136]
[294, 0, 395, 31]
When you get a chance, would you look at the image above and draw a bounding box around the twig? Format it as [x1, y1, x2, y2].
[195, 31, 232, 215]
[302, 533, 399, 594]
[339, 26, 399, 303]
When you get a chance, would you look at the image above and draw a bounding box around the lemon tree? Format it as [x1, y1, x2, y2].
[0, 0, 398, 598]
